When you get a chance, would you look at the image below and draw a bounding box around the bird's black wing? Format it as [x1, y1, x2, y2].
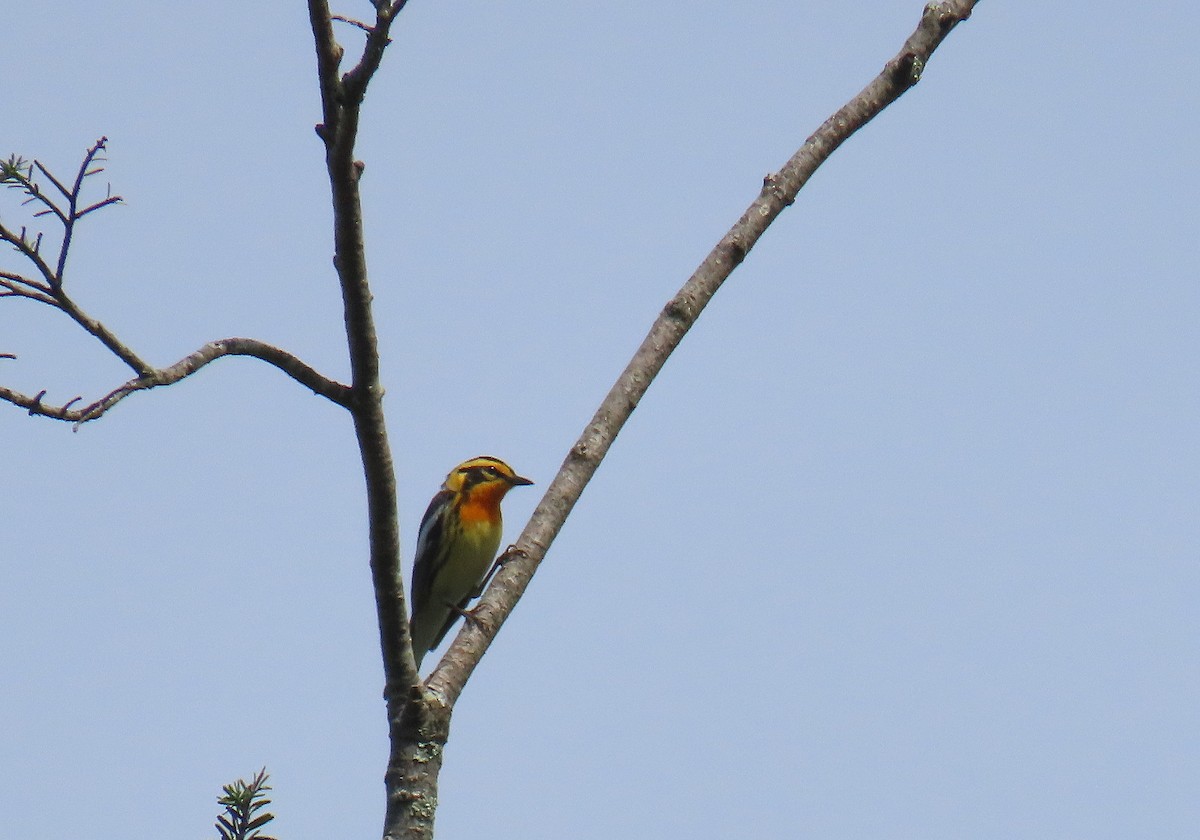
[410, 488, 453, 615]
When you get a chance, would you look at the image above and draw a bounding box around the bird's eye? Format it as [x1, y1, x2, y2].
[483, 467, 499, 478]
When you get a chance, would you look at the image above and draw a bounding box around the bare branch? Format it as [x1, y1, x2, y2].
[2, 140, 347, 435]
[306, 4, 429, 836]
[307, 0, 344, 139]
[0, 285, 56, 305]
[49, 289, 153, 375]
[0, 269, 49, 292]
[340, 2, 408, 104]
[0, 271, 55, 304]
[31, 162, 69, 206]
[0, 337, 352, 425]
[310, 0, 417, 679]
[428, 0, 982, 703]
[33, 160, 72, 201]
[9, 165, 70, 226]
[0, 219, 60, 288]
[55, 138, 121, 283]
[77, 194, 122, 219]
[331, 14, 372, 33]
[1, 140, 124, 294]
[69, 138, 109, 201]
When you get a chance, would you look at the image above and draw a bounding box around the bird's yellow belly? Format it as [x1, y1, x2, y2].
[430, 519, 502, 604]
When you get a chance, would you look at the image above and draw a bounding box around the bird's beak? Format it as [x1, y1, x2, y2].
[509, 473, 534, 486]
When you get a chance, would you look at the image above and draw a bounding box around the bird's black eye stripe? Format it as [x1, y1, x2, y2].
[460, 465, 499, 485]
[457, 462, 506, 485]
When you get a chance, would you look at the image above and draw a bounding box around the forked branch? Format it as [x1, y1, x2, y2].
[0, 141, 351, 423]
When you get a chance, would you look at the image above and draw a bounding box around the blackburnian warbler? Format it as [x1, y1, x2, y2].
[409, 456, 533, 668]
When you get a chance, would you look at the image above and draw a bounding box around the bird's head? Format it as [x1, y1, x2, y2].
[443, 456, 534, 499]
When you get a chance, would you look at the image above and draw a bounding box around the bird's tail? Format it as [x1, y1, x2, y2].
[409, 608, 444, 671]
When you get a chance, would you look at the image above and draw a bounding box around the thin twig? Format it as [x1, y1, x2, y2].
[0, 269, 49, 290]
[0, 280, 56, 305]
[77, 195, 123, 219]
[33, 160, 72, 200]
[70, 139, 108, 199]
[17, 168, 70, 225]
[0, 220, 59, 289]
[331, 14, 372, 33]
[0, 270, 54, 303]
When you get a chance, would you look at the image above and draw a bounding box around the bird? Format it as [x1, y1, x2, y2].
[409, 456, 533, 669]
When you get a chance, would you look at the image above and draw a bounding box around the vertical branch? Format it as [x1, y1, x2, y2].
[307, 3, 439, 839]
[307, 0, 415, 694]
[53, 137, 111, 284]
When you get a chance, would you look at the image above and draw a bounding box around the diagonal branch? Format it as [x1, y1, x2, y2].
[76, 195, 122, 220]
[14, 164, 69, 226]
[0, 337, 352, 424]
[0, 219, 59, 289]
[428, 0, 982, 702]
[33, 160, 73, 201]
[0, 271, 55, 304]
[0, 270, 153, 376]
[51, 289, 153, 375]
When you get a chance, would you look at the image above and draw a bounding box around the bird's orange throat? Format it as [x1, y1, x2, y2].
[457, 482, 508, 526]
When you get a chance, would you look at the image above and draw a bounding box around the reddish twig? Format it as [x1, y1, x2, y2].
[330, 14, 372, 33]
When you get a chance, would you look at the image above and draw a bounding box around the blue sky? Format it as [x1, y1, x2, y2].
[3, 2, 1198, 838]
